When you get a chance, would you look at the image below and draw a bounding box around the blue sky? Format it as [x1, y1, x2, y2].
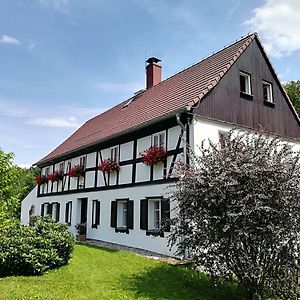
[1, 0, 300, 167]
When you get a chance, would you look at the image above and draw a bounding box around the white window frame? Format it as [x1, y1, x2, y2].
[44, 167, 50, 177]
[117, 200, 127, 228]
[262, 81, 274, 103]
[148, 199, 161, 230]
[66, 201, 72, 225]
[240, 71, 252, 95]
[110, 146, 119, 162]
[52, 203, 57, 221]
[152, 132, 165, 148]
[59, 162, 64, 172]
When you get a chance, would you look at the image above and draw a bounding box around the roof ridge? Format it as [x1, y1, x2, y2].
[145, 33, 257, 92]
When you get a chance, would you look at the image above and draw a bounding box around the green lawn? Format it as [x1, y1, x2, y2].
[0, 243, 246, 300]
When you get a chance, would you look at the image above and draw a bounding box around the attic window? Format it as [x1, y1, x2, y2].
[240, 71, 251, 95]
[262, 81, 274, 103]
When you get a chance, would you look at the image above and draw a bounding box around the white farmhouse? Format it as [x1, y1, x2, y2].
[21, 33, 300, 256]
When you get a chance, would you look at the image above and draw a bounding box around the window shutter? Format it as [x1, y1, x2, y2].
[110, 201, 117, 228]
[140, 199, 148, 230]
[41, 204, 44, 216]
[96, 201, 100, 226]
[161, 199, 170, 232]
[56, 203, 60, 222]
[65, 202, 69, 223]
[127, 200, 134, 230]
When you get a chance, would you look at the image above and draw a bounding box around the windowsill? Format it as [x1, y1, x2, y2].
[146, 229, 164, 237]
[263, 100, 275, 108]
[115, 227, 129, 234]
[240, 92, 253, 101]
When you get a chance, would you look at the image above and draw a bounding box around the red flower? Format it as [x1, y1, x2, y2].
[35, 175, 49, 185]
[98, 159, 120, 174]
[69, 164, 85, 178]
[48, 170, 64, 182]
[140, 146, 167, 166]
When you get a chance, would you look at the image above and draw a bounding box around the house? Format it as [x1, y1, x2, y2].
[21, 33, 300, 256]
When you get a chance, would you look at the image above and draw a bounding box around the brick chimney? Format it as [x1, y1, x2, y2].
[146, 57, 162, 89]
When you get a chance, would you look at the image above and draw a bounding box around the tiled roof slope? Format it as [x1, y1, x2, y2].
[38, 34, 256, 165]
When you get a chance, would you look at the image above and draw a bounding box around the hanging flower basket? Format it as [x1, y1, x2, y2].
[48, 170, 64, 182]
[98, 159, 120, 174]
[140, 146, 167, 166]
[35, 175, 49, 185]
[69, 164, 85, 178]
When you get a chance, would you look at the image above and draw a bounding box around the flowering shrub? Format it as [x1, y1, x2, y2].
[68, 164, 85, 178]
[35, 175, 49, 185]
[140, 146, 167, 166]
[48, 170, 64, 182]
[98, 159, 120, 174]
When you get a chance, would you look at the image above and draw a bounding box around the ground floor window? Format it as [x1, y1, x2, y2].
[110, 199, 133, 233]
[52, 202, 60, 222]
[91, 200, 100, 228]
[140, 197, 170, 237]
[65, 201, 72, 225]
[41, 202, 52, 216]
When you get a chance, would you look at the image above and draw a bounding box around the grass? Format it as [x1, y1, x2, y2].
[0, 243, 246, 300]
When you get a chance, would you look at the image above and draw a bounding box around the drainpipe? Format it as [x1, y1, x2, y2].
[176, 112, 185, 135]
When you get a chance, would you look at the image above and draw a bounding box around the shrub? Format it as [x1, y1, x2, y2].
[168, 130, 300, 300]
[0, 215, 74, 277]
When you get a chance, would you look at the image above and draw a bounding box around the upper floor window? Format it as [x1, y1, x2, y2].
[59, 162, 64, 172]
[152, 132, 165, 148]
[80, 156, 86, 169]
[110, 146, 119, 162]
[45, 167, 50, 177]
[262, 81, 274, 103]
[240, 71, 251, 95]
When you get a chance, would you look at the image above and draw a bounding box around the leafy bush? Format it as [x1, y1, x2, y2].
[169, 130, 300, 300]
[0, 215, 74, 277]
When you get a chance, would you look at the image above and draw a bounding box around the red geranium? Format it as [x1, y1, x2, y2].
[140, 146, 167, 166]
[98, 159, 120, 174]
[35, 175, 49, 185]
[69, 164, 85, 178]
[48, 170, 64, 182]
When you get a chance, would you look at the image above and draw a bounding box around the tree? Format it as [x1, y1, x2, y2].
[0, 148, 38, 220]
[283, 80, 300, 115]
[168, 130, 300, 300]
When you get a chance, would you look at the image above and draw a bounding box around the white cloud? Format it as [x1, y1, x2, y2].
[38, 0, 70, 13]
[247, 0, 300, 57]
[28, 43, 35, 50]
[29, 116, 80, 128]
[0, 35, 20, 45]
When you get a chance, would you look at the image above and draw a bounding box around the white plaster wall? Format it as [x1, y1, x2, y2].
[21, 183, 177, 256]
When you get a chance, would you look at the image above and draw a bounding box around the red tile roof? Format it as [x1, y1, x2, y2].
[37, 34, 256, 165]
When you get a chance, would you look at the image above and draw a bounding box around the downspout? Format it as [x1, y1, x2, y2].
[176, 112, 185, 134]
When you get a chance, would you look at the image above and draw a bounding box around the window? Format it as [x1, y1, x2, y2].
[152, 132, 165, 148]
[240, 71, 251, 95]
[91, 200, 100, 228]
[65, 201, 72, 225]
[80, 156, 86, 169]
[41, 202, 52, 216]
[110, 146, 119, 162]
[219, 131, 229, 149]
[262, 81, 273, 103]
[110, 199, 133, 233]
[140, 198, 170, 237]
[52, 202, 60, 222]
[59, 162, 64, 172]
[45, 167, 50, 177]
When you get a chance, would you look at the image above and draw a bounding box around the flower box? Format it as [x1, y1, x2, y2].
[69, 164, 85, 178]
[48, 170, 64, 182]
[35, 175, 49, 185]
[140, 146, 167, 166]
[98, 159, 120, 174]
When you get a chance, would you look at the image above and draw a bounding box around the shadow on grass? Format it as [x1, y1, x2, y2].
[120, 264, 247, 300]
[76, 242, 119, 253]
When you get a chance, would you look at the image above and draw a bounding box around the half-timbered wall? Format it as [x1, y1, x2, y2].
[37, 124, 185, 197]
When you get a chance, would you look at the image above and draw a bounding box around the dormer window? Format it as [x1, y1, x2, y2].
[262, 81, 273, 103]
[152, 132, 165, 148]
[240, 71, 251, 95]
[110, 146, 119, 162]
